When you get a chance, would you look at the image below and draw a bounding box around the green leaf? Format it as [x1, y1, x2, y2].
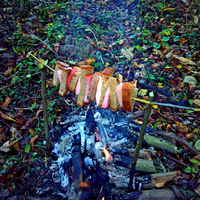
[173, 36, 180, 42]
[188, 99, 193, 105]
[190, 159, 200, 166]
[129, 34, 136, 39]
[1, 169, 6, 174]
[26, 74, 31, 78]
[184, 166, 191, 173]
[161, 36, 170, 42]
[38, 63, 44, 69]
[31, 102, 36, 109]
[192, 167, 198, 173]
[153, 43, 161, 49]
[162, 42, 169, 47]
[32, 152, 37, 158]
[47, 32, 51, 38]
[25, 144, 31, 153]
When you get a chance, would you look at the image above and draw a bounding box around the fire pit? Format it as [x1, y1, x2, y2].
[33, 102, 177, 199]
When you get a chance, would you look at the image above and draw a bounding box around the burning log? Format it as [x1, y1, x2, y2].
[114, 157, 157, 173]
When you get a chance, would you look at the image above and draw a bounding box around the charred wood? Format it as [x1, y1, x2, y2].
[68, 134, 83, 200]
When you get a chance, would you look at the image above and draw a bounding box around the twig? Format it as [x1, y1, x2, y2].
[30, 34, 66, 63]
[161, 152, 190, 167]
[29, 53, 54, 72]
[86, 27, 104, 65]
[156, 131, 199, 155]
[129, 92, 154, 191]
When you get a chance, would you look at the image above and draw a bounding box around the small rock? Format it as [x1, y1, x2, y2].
[183, 76, 197, 85]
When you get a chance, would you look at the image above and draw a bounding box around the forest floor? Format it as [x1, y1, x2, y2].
[0, 0, 200, 199]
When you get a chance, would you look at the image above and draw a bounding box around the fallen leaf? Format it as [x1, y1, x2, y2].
[193, 99, 200, 107]
[36, 109, 43, 117]
[30, 135, 38, 147]
[29, 129, 35, 135]
[13, 141, 22, 151]
[0, 111, 16, 122]
[0, 141, 10, 152]
[194, 15, 199, 24]
[172, 54, 196, 65]
[121, 48, 133, 60]
[163, 7, 176, 11]
[54, 43, 60, 53]
[17, 107, 23, 115]
[0, 132, 6, 143]
[1, 97, 11, 108]
[138, 89, 148, 96]
[183, 76, 197, 85]
[77, 58, 96, 66]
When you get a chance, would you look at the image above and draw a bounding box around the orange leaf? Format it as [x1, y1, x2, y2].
[16, 118, 24, 124]
[30, 135, 38, 147]
[179, 38, 187, 43]
[17, 107, 23, 115]
[77, 58, 96, 66]
[13, 141, 22, 151]
[7, 174, 14, 179]
[90, 41, 97, 48]
[1, 97, 11, 108]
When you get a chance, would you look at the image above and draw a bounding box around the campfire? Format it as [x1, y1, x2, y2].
[35, 103, 178, 199]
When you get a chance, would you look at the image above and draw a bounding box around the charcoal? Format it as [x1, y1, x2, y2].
[86, 107, 96, 134]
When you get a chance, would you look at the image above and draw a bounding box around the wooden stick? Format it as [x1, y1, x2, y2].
[129, 92, 154, 191]
[132, 97, 200, 112]
[41, 67, 51, 151]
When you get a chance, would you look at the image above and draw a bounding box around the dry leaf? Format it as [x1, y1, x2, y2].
[183, 76, 197, 85]
[152, 172, 177, 187]
[17, 107, 23, 115]
[54, 43, 60, 53]
[121, 48, 133, 60]
[0, 111, 16, 122]
[77, 58, 96, 66]
[0, 141, 10, 152]
[172, 54, 196, 65]
[1, 97, 11, 108]
[30, 135, 38, 147]
[0, 132, 6, 143]
[193, 99, 200, 107]
[13, 141, 22, 151]
[36, 109, 43, 116]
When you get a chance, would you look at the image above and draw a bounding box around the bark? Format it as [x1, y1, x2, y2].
[41, 67, 51, 151]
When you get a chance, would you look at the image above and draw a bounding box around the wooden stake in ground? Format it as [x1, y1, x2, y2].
[129, 92, 154, 191]
[41, 67, 51, 151]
